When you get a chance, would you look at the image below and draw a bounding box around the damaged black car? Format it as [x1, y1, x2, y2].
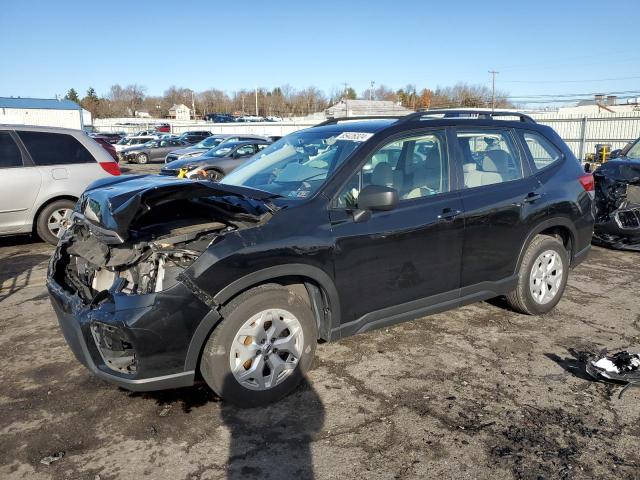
[48, 111, 594, 406]
[592, 143, 640, 250]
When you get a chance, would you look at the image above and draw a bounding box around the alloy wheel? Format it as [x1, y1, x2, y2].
[529, 249, 564, 305]
[229, 308, 304, 391]
[47, 208, 73, 238]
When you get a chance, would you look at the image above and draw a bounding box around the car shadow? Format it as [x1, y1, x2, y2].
[134, 376, 324, 479]
[0, 242, 51, 302]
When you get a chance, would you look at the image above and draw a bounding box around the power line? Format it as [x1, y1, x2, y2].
[502, 75, 640, 84]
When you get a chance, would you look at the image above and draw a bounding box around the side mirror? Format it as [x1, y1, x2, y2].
[357, 184, 399, 211]
[584, 162, 591, 173]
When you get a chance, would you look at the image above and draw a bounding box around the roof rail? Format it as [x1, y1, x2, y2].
[398, 109, 536, 124]
[314, 115, 403, 127]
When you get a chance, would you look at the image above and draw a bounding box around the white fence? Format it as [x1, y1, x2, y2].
[95, 111, 640, 160]
[530, 111, 640, 159]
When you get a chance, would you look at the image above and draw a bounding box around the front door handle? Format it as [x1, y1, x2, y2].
[437, 208, 462, 221]
[522, 192, 542, 203]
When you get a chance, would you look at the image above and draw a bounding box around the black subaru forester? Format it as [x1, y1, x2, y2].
[48, 110, 595, 406]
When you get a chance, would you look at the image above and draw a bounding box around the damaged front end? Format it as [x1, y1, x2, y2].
[592, 160, 640, 250]
[47, 175, 278, 389]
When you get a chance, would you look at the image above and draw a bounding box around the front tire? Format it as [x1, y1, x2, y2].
[136, 153, 148, 164]
[505, 235, 569, 315]
[200, 285, 317, 407]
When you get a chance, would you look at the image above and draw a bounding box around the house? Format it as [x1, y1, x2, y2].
[135, 110, 151, 118]
[0, 97, 85, 129]
[325, 99, 412, 118]
[558, 95, 640, 115]
[168, 104, 192, 121]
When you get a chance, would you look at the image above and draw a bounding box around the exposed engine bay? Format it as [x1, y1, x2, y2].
[54, 216, 229, 304]
[50, 175, 278, 304]
[592, 161, 640, 250]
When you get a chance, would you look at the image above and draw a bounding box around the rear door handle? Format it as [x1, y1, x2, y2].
[437, 208, 462, 221]
[522, 192, 542, 203]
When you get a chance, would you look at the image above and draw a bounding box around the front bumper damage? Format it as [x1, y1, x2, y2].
[47, 175, 277, 391]
[592, 161, 640, 250]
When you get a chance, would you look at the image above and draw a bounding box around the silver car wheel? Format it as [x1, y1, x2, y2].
[229, 308, 304, 391]
[529, 249, 563, 305]
[47, 208, 73, 238]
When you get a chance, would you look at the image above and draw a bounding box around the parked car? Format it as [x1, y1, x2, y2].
[161, 140, 271, 180]
[47, 110, 594, 406]
[114, 135, 157, 152]
[235, 115, 265, 122]
[205, 113, 235, 123]
[89, 132, 124, 144]
[0, 125, 120, 245]
[92, 136, 118, 161]
[178, 131, 212, 144]
[164, 134, 272, 163]
[119, 138, 190, 164]
[266, 116, 283, 122]
[155, 123, 171, 133]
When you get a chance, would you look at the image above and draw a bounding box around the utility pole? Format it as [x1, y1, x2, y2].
[191, 90, 196, 119]
[369, 80, 375, 101]
[255, 86, 259, 116]
[489, 70, 499, 110]
[342, 82, 349, 98]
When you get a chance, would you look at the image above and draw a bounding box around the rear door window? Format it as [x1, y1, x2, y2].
[456, 129, 523, 188]
[521, 131, 563, 170]
[0, 131, 24, 168]
[17, 131, 94, 165]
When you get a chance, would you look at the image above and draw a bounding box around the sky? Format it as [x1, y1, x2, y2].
[1, 0, 639, 107]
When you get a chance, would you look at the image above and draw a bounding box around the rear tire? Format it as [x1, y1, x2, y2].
[505, 235, 569, 315]
[200, 285, 317, 407]
[36, 199, 75, 245]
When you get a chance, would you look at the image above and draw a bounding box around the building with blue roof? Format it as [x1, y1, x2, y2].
[0, 97, 89, 130]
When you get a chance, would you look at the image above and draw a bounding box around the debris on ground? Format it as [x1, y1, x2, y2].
[158, 404, 172, 417]
[585, 349, 640, 397]
[40, 451, 65, 465]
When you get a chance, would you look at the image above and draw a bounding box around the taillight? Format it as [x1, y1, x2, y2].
[100, 161, 121, 176]
[578, 173, 594, 192]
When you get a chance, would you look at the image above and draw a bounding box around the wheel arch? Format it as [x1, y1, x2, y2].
[183, 264, 340, 373]
[515, 217, 578, 274]
[31, 195, 78, 234]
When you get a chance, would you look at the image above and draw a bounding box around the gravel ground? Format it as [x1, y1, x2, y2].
[0, 165, 639, 479]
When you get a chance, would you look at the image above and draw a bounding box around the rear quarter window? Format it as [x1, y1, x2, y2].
[17, 131, 95, 165]
[0, 131, 24, 168]
[521, 131, 563, 171]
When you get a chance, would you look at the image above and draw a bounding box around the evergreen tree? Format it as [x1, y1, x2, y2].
[64, 88, 80, 104]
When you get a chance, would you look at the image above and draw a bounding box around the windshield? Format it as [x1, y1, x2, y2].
[117, 138, 131, 145]
[195, 137, 223, 149]
[626, 140, 640, 160]
[220, 129, 367, 199]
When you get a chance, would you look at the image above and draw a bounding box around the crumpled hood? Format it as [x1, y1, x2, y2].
[78, 175, 279, 241]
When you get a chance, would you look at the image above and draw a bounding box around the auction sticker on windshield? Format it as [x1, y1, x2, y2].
[335, 132, 374, 142]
